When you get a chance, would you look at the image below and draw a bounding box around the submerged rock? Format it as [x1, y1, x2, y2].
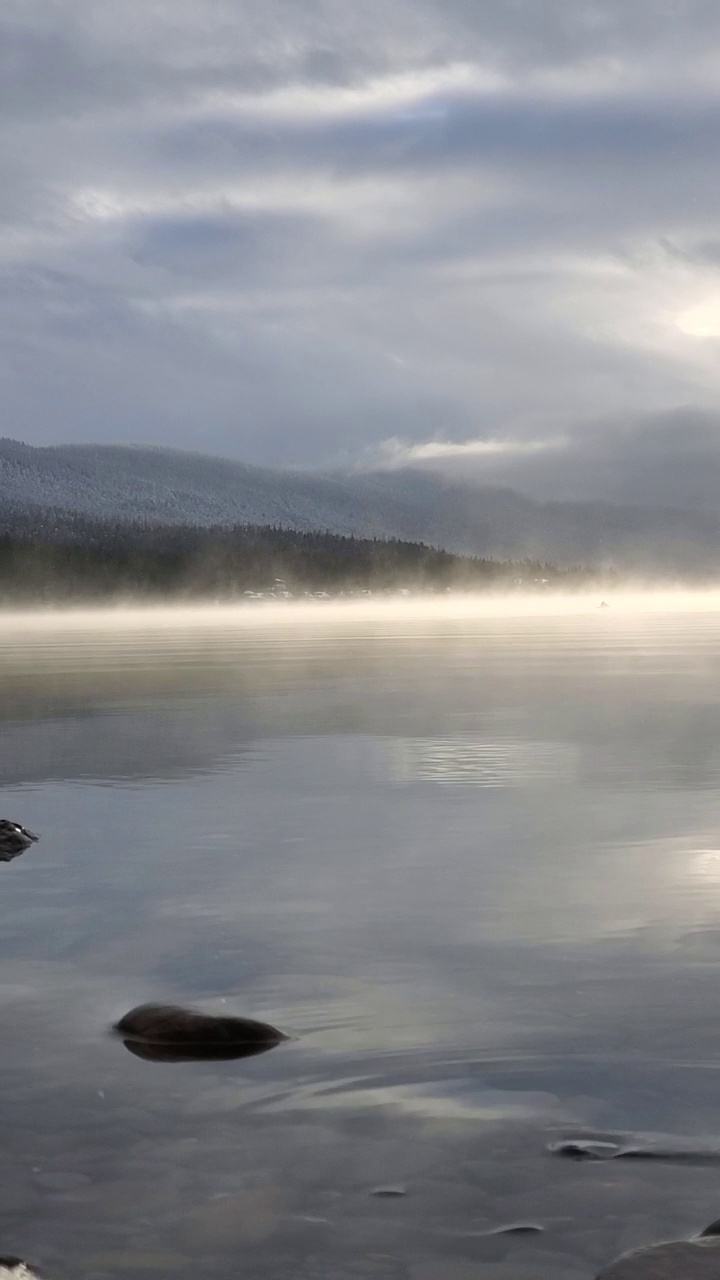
[439, 1223, 545, 1241]
[0, 821, 38, 862]
[550, 1134, 720, 1164]
[551, 1140, 624, 1161]
[371, 1186, 407, 1198]
[113, 1004, 288, 1056]
[489, 1223, 544, 1236]
[597, 1234, 720, 1277]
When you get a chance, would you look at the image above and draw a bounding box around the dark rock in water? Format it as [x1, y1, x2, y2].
[0, 821, 38, 862]
[113, 1004, 288, 1053]
[371, 1186, 407, 1198]
[700, 1220, 720, 1237]
[597, 1235, 720, 1277]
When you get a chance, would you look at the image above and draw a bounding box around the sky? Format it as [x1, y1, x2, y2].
[4, 0, 720, 505]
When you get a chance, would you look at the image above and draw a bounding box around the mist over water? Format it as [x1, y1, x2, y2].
[3, 598, 720, 1277]
[6, 588, 720, 632]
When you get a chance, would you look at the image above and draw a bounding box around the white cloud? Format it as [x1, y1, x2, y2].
[372, 436, 566, 468]
[199, 61, 501, 123]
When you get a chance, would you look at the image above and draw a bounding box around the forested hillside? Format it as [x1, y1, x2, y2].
[0, 516, 596, 604]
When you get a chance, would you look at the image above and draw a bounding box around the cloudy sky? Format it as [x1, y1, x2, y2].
[4, 0, 720, 503]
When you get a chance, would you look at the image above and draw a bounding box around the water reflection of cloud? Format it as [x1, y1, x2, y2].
[0, 699, 258, 787]
[688, 849, 720, 884]
[257, 1080, 577, 1126]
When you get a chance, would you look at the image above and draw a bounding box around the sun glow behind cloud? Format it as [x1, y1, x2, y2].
[676, 299, 720, 338]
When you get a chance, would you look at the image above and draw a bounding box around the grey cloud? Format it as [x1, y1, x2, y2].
[2, 0, 720, 490]
[538, 409, 720, 512]
[396, 409, 720, 513]
[124, 209, 338, 287]
[187, 93, 720, 169]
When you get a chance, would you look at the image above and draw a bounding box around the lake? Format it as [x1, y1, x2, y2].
[3, 596, 720, 1279]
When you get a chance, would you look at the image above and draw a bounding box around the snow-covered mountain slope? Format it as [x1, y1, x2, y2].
[0, 439, 391, 532]
[0, 438, 521, 552]
[1, 437, 719, 572]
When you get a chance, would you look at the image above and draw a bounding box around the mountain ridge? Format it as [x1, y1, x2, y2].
[1, 438, 719, 573]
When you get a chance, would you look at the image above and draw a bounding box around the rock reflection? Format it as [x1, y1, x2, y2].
[121, 1037, 282, 1064]
[0, 848, 28, 865]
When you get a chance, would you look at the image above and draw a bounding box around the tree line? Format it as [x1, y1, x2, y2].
[0, 508, 602, 603]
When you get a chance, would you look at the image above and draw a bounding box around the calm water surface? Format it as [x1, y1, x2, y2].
[3, 600, 720, 1278]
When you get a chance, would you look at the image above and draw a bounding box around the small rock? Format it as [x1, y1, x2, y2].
[0, 821, 38, 862]
[490, 1224, 544, 1236]
[0, 821, 37, 845]
[371, 1186, 407, 1198]
[439, 1223, 545, 1241]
